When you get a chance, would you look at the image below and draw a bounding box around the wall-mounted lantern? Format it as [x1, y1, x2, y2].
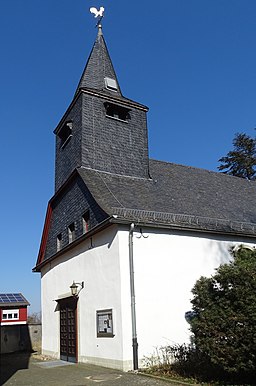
[70, 281, 84, 297]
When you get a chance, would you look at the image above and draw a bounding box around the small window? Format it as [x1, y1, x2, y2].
[58, 121, 72, 149]
[104, 77, 118, 92]
[68, 223, 75, 243]
[104, 102, 131, 122]
[57, 233, 62, 251]
[96, 309, 114, 337]
[82, 211, 90, 234]
[2, 309, 19, 320]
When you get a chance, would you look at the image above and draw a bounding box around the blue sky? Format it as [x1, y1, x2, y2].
[0, 0, 255, 313]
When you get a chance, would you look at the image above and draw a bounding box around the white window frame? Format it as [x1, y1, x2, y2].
[82, 211, 90, 234]
[2, 309, 19, 320]
[68, 223, 75, 243]
[57, 233, 62, 251]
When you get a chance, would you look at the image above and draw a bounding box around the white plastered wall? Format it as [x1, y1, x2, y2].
[40, 223, 255, 370]
[41, 225, 133, 370]
[123, 226, 255, 363]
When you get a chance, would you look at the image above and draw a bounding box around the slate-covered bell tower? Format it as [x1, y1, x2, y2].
[54, 26, 150, 192]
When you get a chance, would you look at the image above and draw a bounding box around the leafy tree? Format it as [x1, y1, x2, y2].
[190, 246, 256, 383]
[218, 132, 256, 180]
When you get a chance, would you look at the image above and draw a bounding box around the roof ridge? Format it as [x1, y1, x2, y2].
[78, 166, 153, 181]
[150, 158, 217, 172]
[95, 170, 125, 208]
[149, 158, 256, 182]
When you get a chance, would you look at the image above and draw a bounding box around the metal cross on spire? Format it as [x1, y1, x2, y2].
[90, 6, 105, 30]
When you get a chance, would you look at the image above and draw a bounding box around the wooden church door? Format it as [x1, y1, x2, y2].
[59, 297, 77, 362]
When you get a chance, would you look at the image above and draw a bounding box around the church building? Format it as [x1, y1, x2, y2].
[33, 23, 256, 371]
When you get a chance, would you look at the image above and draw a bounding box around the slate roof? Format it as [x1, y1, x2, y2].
[74, 28, 256, 238]
[75, 27, 122, 97]
[72, 27, 149, 110]
[78, 159, 256, 236]
[34, 28, 256, 273]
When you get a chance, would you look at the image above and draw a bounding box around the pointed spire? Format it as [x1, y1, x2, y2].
[75, 27, 122, 96]
[98, 23, 103, 36]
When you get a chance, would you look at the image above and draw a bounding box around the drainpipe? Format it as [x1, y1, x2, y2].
[129, 223, 138, 370]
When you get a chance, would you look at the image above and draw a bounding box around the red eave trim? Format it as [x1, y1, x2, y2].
[36, 202, 53, 267]
[34, 170, 80, 271]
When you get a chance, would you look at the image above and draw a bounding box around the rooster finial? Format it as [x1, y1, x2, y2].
[90, 6, 105, 29]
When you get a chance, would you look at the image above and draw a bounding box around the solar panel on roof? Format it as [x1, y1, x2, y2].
[15, 296, 25, 302]
[0, 293, 27, 303]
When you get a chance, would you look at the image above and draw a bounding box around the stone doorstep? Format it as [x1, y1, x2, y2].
[35, 360, 75, 368]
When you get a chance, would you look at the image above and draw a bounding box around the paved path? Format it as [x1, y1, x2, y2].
[0, 353, 177, 386]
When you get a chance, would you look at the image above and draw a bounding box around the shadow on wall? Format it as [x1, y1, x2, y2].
[206, 239, 232, 268]
[1, 324, 32, 354]
[41, 225, 118, 279]
[0, 324, 40, 385]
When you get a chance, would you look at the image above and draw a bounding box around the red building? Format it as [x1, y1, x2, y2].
[0, 293, 30, 325]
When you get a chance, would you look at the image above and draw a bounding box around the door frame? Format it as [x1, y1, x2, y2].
[58, 296, 78, 363]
